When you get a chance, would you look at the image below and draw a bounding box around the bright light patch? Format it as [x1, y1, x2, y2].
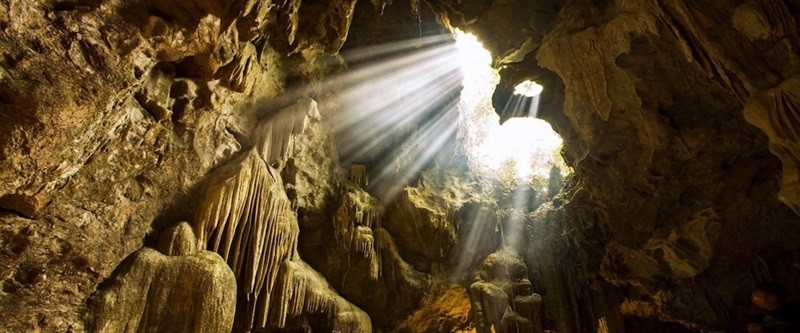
[454, 30, 496, 109]
[473, 118, 562, 178]
[455, 31, 491, 70]
[454, 31, 563, 180]
[514, 80, 544, 97]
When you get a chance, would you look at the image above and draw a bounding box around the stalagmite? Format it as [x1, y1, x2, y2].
[469, 247, 543, 333]
[6, 0, 800, 331]
[91, 222, 237, 333]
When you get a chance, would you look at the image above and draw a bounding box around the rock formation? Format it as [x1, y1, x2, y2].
[193, 99, 370, 332]
[469, 247, 543, 333]
[91, 222, 237, 333]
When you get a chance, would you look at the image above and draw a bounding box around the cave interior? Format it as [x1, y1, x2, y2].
[1, 0, 800, 332]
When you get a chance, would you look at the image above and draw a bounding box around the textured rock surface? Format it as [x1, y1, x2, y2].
[430, 0, 800, 330]
[0, 0, 360, 331]
[284, 113, 433, 329]
[392, 283, 475, 333]
[383, 170, 478, 273]
[91, 222, 236, 333]
[91, 249, 235, 332]
[744, 75, 800, 215]
[193, 99, 371, 332]
[469, 247, 541, 333]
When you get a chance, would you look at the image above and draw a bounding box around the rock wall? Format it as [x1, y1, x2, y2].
[0, 0, 363, 331]
[430, 0, 800, 331]
[91, 222, 237, 333]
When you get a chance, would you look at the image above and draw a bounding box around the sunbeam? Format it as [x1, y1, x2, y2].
[260, 30, 563, 205]
[514, 80, 544, 97]
[318, 34, 465, 202]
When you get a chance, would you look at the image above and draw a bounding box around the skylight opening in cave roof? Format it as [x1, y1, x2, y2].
[454, 30, 564, 180]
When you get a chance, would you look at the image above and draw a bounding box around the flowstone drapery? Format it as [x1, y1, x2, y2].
[744, 76, 800, 215]
[194, 99, 370, 332]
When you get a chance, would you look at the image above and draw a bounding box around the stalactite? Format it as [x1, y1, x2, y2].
[251, 97, 321, 167]
[349, 164, 369, 187]
[216, 42, 259, 93]
[193, 98, 369, 332]
[194, 149, 299, 331]
[334, 188, 384, 280]
[375, 227, 418, 287]
[272, 260, 371, 332]
[744, 75, 800, 215]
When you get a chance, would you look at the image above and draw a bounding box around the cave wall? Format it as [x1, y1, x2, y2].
[0, 0, 361, 331]
[0, 1, 477, 332]
[429, 0, 800, 331]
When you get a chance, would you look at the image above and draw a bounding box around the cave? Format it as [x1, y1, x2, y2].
[2, 0, 800, 332]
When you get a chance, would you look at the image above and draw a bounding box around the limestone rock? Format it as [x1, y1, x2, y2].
[334, 185, 383, 279]
[732, 2, 773, 41]
[383, 170, 478, 272]
[157, 221, 198, 256]
[0, 0, 344, 329]
[278, 260, 372, 333]
[601, 208, 721, 284]
[513, 294, 543, 330]
[392, 284, 475, 333]
[5, 0, 800, 332]
[744, 76, 800, 215]
[251, 97, 321, 168]
[91, 223, 236, 333]
[193, 145, 298, 331]
[469, 247, 541, 333]
[281, 111, 431, 329]
[469, 281, 509, 332]
[193, 97, 371, 332]
[434, 0, 800, 330]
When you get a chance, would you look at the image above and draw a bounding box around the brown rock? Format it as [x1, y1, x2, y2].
[91, 248, 236, 333]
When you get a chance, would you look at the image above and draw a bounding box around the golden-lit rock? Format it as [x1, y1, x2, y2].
[91, 222, 236, 333]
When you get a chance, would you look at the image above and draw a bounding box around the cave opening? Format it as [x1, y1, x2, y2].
[454, 30, 567, 187]
[314, 25, 573, 331]
[328, 28, 568, 211]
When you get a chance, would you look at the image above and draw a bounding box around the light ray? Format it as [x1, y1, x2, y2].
[293, 33, 466, 204]
[514, 80, 544, 97]
[365, 96, 460, 199]
[340, 34, 452, 63]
